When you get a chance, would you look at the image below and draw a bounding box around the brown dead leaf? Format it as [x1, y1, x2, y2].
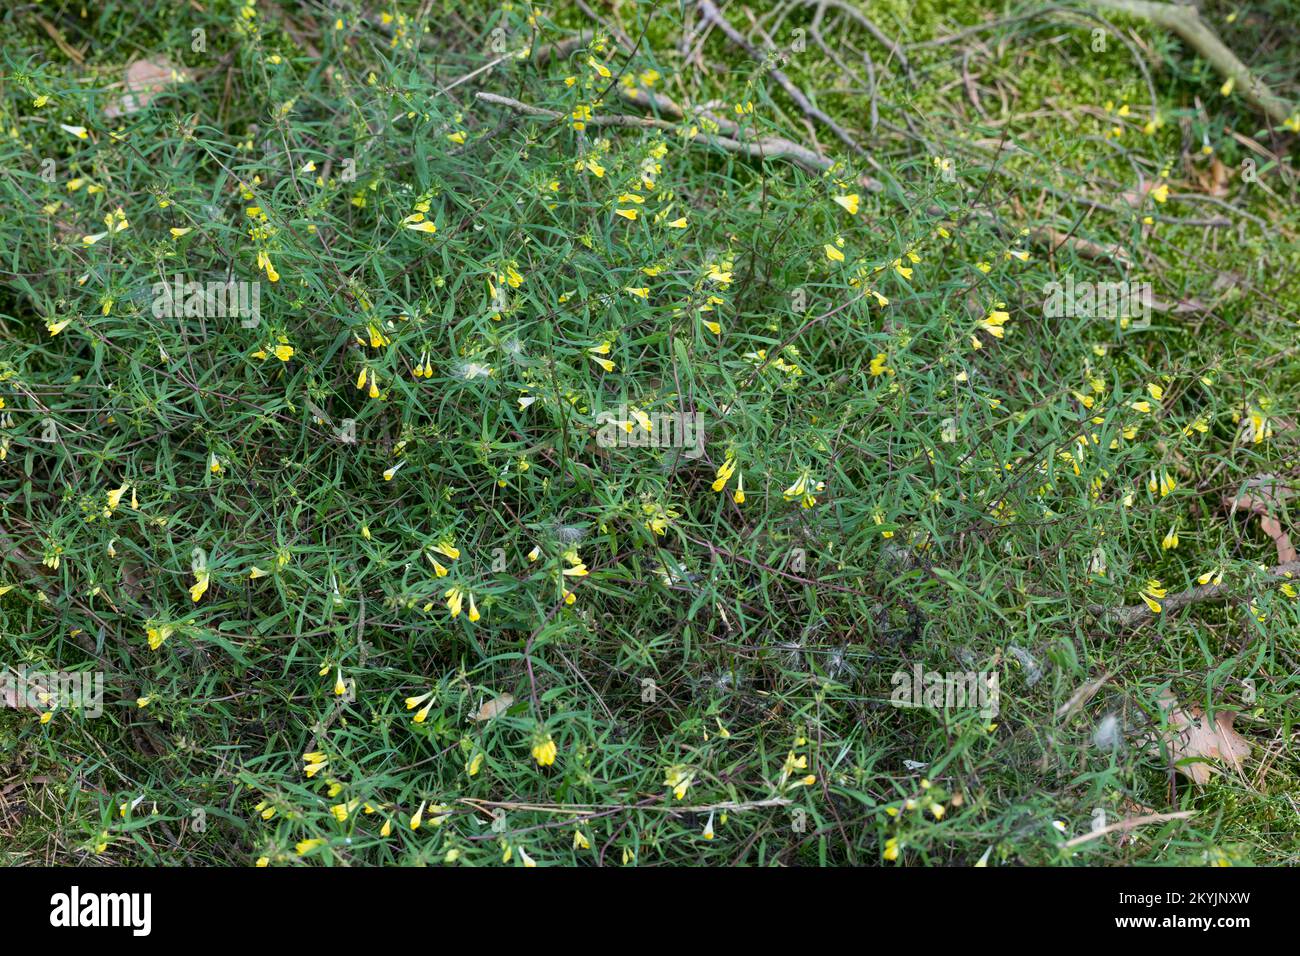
[473, 692, 514, 721]
[104, 59, 190, 118]
[1194, 156, 1230, 197]
[1156, 690, 1252, 786]
[1223, 476, 1298, 564]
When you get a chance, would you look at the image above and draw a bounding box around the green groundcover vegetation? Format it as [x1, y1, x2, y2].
[1, 0, 1297, 866]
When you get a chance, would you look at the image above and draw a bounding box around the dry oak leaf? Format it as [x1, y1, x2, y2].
[473, 692, 514, 722]
[1223, 475, 1298, 564]
[104, 59, 190, 118]
[1156, 690, 1251, 786]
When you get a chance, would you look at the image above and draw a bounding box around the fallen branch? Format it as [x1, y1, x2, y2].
[696, 0, 869, 158]
[1029, 225, 1133, 266]
[1060, 810, 1195, 848]
[1088, 0, 1296, 127]
[475, 90, 882, 191]
[1101, 560, 1300, 627]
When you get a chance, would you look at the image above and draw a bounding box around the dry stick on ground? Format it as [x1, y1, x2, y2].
[1060, 810, 1196, 848]
[474, 90, 883, 191]
[1098, 560, 1300, 627]
[696, 0, 870, 159]
[794, 0, 911, 78]
[622, 86, 882, 190]
[1089, 0, 1296, 126]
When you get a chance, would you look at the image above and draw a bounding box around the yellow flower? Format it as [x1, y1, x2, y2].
[444, 585, 464, 618]
[1150, 183, 1170, 204]
[883, 837, 900, 861]
[573, 829, 590, 850]
[274, 344, 294, 362]
[733, 473, 745, 505]
[869, 353, 892, 376]
[832, 194, 859, 215]
[518, 847, 537, 867]
[702, 812, 716, 840]
[532, 734, 558, 767]
[189, 570, 210, 603]
[783, 472, 808, 501]
[146, 624, 173, 650]
[711, 456, 737, 492]
[978, 304, 1010, 339]
[614, 208, 638, 221]
[303, 751, 329, 777]
[468, 592, 481, 622]
[1197, 567, 1223, 586]
[1139, 579, 1167, 614]
[824, 243, 845, 263]
[295, 838, 325, 855]
[106, 481, 129, 511]
[1161, 526, 1179, 550]
[60, 124, 89, 139]
[468, 752, 484, 777]
[410, 801, 426, 830]
[432, 540, 460, 561]
[170, 227, 192, 238]
[664, 765, 693, 800]
[563, 551, 589, 577]
[333, 667, 346, 696]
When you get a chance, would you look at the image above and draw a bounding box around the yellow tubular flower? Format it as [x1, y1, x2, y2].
[833, 194, 859, 215]
[106, 481, 129, 511]
[532, 734, 557, 767]
[711, 456, 737, 492]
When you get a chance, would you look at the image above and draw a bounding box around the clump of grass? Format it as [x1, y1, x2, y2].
[0, 0, 1296, 866]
